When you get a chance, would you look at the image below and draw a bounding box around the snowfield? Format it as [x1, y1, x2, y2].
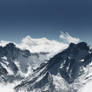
[79, 80, 92, 92]
[0, 83, 15, 92]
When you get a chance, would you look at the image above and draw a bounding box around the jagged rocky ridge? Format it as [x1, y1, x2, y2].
[0, 43, 48, 83]
[15, 42, 92, 92]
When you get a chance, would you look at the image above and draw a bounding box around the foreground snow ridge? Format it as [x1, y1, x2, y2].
[79, 81, 92, 92]
[0, 83, 14, 92]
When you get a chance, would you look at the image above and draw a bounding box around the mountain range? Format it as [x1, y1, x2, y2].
[0, 42, 92, 92]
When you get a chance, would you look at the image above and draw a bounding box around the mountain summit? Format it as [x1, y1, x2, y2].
[0, 43, 48, 83]
[15, 42, 92, 92]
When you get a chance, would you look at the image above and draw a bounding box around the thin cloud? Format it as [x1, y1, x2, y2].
[18, 35, 68, 56]
[60, 31, 80, 44]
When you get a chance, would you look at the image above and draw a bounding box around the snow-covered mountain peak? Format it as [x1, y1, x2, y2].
[0, 42, 50, 83]
[15, 42, 92, 92]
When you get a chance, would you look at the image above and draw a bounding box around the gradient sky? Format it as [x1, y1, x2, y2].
[0, 0, 92, 44]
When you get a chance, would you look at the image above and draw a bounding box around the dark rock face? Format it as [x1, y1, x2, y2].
[15, 42, 92, 92]
[0, 42, 49, 84]
[0, 64, 8, 76]
[47, 42, 90, 83]
[0, 43, 31, 82]
[4, 43, 30, 60]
